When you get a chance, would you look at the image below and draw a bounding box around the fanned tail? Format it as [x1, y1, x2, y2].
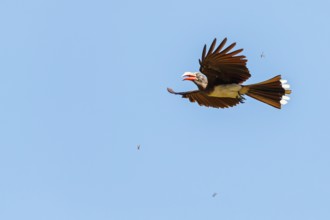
[242, 75, 291, 109]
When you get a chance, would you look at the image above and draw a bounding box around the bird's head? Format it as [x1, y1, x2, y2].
[182, 72, 208, 90]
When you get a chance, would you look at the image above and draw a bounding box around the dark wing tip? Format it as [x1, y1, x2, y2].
[207, 38, 217, 56]
[214, 37, 228, 54]
[201, 44, 207, 60]
[167, 87, 175, 94]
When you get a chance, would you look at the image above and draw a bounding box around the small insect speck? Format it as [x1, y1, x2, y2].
[260, 52, 265, 58]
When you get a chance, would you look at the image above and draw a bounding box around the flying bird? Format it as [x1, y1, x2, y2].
[167, 38, 291, 109]
[212, 192, 218, 198]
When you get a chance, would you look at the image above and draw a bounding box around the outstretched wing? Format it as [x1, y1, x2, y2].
[199, 38, 251, 85]
[167, 88, 242, 108]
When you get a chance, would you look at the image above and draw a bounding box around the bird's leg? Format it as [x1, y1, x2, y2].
[237, 92, 245, 103]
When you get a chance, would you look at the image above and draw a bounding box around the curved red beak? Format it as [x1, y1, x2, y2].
[182, 73, 196, 81]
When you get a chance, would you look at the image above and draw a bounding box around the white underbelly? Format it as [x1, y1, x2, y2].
[208, 84, 242, 98]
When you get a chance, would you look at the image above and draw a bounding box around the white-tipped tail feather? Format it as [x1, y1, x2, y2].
[280, 99, 288, 105]
[280, 79, 291, 105]
[282, 84, 290, 89]
[281, 79, 291, 89]
[244, 75, 292, 109]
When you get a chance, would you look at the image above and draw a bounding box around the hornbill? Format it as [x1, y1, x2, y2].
[167, 38, 291, 109]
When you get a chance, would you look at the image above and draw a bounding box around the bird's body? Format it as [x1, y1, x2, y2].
[207, 83, 242, 98]
[167, 38, 291, 109]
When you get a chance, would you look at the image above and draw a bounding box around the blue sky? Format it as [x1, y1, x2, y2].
[1, 0, 330, 219]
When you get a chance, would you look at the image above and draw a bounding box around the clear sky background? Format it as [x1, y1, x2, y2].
[0, 0, 329, 219]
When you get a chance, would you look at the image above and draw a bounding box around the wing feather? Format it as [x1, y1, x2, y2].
[220, 42, 236, 54]
[207, 39, 217, 57]
[201, 45, 207, 61]
[167, 88, 241, 108]
[220, 49, 244, 58]
[214, 38, 227, 54]
[199, 38, 251, 85]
